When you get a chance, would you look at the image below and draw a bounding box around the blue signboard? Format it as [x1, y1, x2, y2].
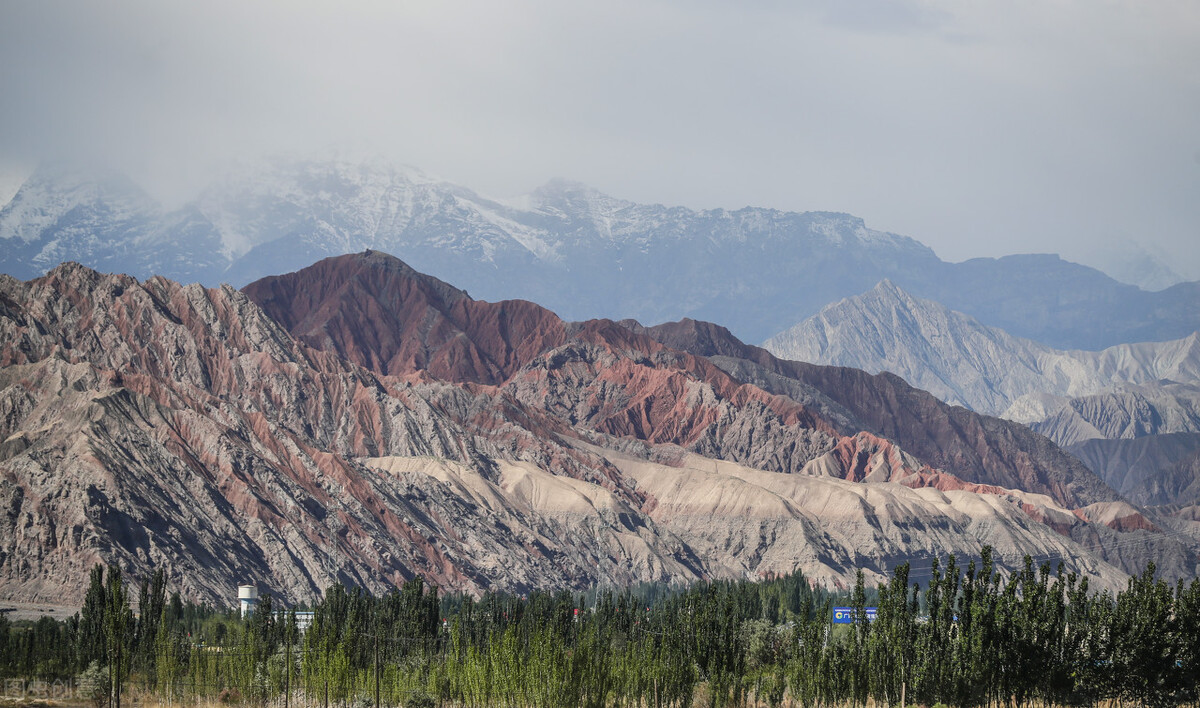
[832, 607, 877, 624]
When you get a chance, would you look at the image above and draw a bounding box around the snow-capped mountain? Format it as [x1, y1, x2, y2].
[0, 164, 160, 275]
[2, 158, 1199, 348]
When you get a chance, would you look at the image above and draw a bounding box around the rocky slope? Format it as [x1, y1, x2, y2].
[253, 255, 1198, 577]
[242, 250, 570, 386]
[763, 280, 1200, 416]
[1021, 382, 1200, 447]
[1023, 383, 1200, 508]
[1067, 433, 1200, 507]
[0, 262, 698, 603]
[3, 159, 1199, 349]
[1, 254, 1196, 607]
[242, 252, 840, 475]
[598, 446, 1130, 591]
[622, 317, 1199, 579]
[626, 319, 1117, 509]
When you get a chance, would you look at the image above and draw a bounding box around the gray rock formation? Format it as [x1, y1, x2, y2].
[761, 281, 1200, 516]
[1067, 433, 1200, 507]
[764, 280, 1200, 417]
[1026, 382, 1200, 447]
[1030, 384, 1200, 508]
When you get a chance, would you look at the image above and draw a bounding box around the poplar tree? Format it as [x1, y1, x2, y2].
[134, 569, 166, 683]
[103, 565, 132, 708]
[78, 565, 107, 672]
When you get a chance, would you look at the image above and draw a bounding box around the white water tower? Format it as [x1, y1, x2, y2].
[238, 584, 258, 618]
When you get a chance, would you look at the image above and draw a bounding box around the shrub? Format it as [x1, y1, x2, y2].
[218, 687, 243, 704]
[76, 661, 110, 708]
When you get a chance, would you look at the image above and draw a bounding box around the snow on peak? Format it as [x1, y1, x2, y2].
[0, 164, 159, 243]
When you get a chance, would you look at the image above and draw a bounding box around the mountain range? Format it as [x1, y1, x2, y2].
[2, 159, 1199, 349]
[3, 252, 1195, 607]
[762, 281, 1200, 508]
[764, 280, 1200, 417]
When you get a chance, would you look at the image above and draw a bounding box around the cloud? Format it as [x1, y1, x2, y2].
[809, 0, 952, 34]
[1, 0, 1197, 279]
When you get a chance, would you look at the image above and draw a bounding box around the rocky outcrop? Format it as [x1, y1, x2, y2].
[242, 250, 568, 385]
[602, 448, 1131, 593]
[1027, 382, 1200, 447]
[630, 318, 1200, 578]
[0, 263, 690, 603]
[758, 281, 1200, 513]
[1009, 383, 1200, 509]
[245, 254, 842, 476]
[0, 257, 914, 605]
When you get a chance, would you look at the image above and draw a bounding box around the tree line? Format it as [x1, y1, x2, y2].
[1, 548, 1198, 707]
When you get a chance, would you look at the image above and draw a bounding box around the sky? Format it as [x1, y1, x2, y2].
[1, 0, 1198, 284]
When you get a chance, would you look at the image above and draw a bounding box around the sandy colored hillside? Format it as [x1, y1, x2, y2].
[367, 447, 1130, 595]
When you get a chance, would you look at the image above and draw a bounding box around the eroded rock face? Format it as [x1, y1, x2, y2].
[1067, 434, 1200, 507]
[244, 254, 843, 475]
[250, 255, 1196, 580]
[2, 254, 1196, 606]
[627, 317, 1119, 510]
[755, 282, 1200, 516]
[1030, 383, 1200, 447]
[242, 251, 568, 386]
[623, 317, 1200, 580]
[0, 262, 696, 603]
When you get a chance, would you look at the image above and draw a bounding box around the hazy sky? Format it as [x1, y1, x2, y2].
[1, 0, 1198, 281]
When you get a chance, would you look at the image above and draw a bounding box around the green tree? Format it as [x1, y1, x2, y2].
[78, 565, 107, 672]
[134, 569, 166, 684]
[1108, 563, 1177, 706]
[868, 563, 914, 707]
[103, 564, 132, 708]
[1173, 578, 1200, 705]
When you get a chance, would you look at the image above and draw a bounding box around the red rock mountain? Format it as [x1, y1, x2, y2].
[621, 317, 1199, 577]
[244, 254, 1195, 578]
[0, 252, 1195, 607]
[243, 252, 837, 471]
[243, 251, 568, 385]
[624, 318, 1118, 509]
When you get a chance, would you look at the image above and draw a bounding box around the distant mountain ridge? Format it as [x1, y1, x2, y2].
[2, 158, 1199, 349]
[761, 281, 1200, 508]
[1029, 383, 1200, 507]
[763, 280, 1200, 416]
[1068, 433, 1200, 507]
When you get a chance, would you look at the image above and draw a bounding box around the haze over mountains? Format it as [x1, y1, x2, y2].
[3, 252, 1196, 607]
[2, 159, 1199, 349]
